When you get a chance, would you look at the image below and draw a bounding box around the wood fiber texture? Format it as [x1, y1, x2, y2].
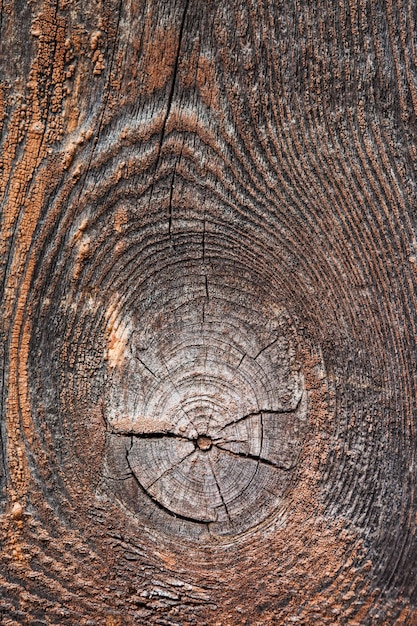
[1, 0, 417, 624]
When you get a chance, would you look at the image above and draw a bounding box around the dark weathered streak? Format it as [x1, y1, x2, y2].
[1, 0, 417, 623]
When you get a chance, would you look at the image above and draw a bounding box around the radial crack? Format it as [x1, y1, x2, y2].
[218, 394, 303, 432]
[254, 336, 280, 360]
[209, 457, 232, 523]
[212, 437, 247, 445]
[117, 430, 193, 441]
[215, 444, 294, 472]
[141, 449, 196, 490]
[134, 355, 158, 378]
[125, 448, 211, 524]
[128, 462, 211, 524]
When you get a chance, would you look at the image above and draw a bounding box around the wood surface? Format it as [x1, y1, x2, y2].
[1, 0, 417, 623]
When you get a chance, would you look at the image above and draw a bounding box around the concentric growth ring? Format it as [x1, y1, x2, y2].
[103, 265, 308, 535]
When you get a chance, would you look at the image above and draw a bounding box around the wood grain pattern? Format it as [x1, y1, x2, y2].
[1, 0, 417, 623]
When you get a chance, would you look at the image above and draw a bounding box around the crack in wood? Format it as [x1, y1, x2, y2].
[254, 336, 280, 360]
[101, 473, 133, 481]
[215, 445, 294, 472]
[133, 355, 158, 378]
[113, 430, 194, 443]
[218, 393, 303, 432]
[209, 457, 231, 523]
[148, 0, 190, 214]
[140, 449, 196, 491]
[126, 448, 211, 524]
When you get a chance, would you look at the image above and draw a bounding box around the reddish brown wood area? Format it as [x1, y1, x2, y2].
[1, 0, 417, 624]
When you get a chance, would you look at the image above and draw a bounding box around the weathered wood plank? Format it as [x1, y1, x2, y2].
[1, 0, 417, 623]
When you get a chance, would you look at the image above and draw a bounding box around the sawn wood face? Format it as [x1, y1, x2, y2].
[0, 0, 416, 623]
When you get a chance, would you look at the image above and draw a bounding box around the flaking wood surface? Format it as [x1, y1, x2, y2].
[1, 0, 417, 624]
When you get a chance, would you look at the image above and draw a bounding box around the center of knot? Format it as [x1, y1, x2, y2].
[196, 435, 212, 451]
